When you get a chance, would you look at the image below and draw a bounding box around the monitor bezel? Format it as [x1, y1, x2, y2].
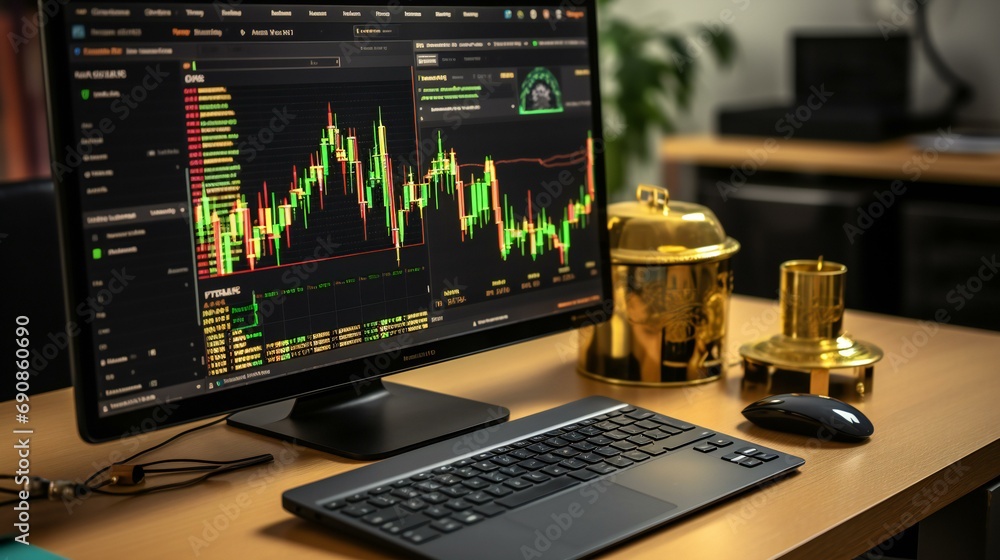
[41, 0, 612, 443]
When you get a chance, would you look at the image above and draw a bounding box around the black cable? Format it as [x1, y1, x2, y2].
[87, 455, 274, 497]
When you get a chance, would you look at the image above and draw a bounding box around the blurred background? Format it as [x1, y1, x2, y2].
[1, 0, 998, 398]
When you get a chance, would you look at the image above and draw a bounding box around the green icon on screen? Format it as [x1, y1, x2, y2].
[81, 89, 91, 100]
[92, 248, 102, 260]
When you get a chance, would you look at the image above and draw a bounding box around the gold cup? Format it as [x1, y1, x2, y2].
[739, 257, 882, 399]
[780, 258, 846, 340]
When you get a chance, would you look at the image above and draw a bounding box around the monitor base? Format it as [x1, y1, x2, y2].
[227, 380, 509, 460]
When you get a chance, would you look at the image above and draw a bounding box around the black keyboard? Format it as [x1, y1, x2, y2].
[284, 396, 804, 559]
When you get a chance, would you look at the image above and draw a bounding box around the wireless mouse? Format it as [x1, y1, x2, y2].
[741, 393, 873, 442]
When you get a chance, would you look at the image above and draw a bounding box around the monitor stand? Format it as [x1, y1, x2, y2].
[227, 380, 509, 460]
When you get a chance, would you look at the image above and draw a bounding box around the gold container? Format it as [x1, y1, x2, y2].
[578, 185, 740, 386]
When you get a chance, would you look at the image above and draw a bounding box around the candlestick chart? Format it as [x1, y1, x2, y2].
[187, 82, 596, 279]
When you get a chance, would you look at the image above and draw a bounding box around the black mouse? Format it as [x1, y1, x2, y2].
[742, 393, 873, 442]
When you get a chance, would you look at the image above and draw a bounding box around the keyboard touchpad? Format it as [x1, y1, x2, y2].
[506, 482, 677, 547]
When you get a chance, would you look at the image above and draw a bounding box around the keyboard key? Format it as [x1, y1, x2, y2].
[659, 430, 715, 451]
[509, 449, 536, 460]
[625, 410, 654, 421]
[634, 420, 659, 430]
[594, 446, 620, 458]
[451, 510, 485, 525]
[472, 462, 499, 473]
[451, 458, 476, 468]
[392, 479, 412, 488]
[562, 432, 586, 442]
[444, 499, 472, 511]
[346, 493, 367, 503]
[495, 477, 581, 509]
[604, 430, 630, 441]
[391, 487, 421, 500]
[577, 426, 601, 436]
[577, 419, 597, 426]
[498, 465, 528, 477]
[440, 485, 470, 498]
[433, 466, 454, 474]
[523, 472, 551, 483]
[474, 452, 493, 461]
[493, 447, 513, 454]
[709, 439, 733, 448]
[518, 459, 546, 471]
[510, 440, 531, 448]
[576, 452, 604, 464]
[368, 486, 392, 495]
[611, 440, 637, 451]
[627, 435, 654, 447]
[534, 453, 563, 464]
[595, 421, 617, 431]
[413, 480, 443, 492]
[431, 518, 463, 533]
[694, 444, 716, 453]
[610, 416, 633, 426]
[323, 499, 345, 510]
[638, 444, 666, 456]
[756, 453, 779, 462]
[491, 455, 518, 466]
[605, 456, 634, 468]
[342, 504, 375, 517]
[401, 499, 428, 511]
[587, 435, 614, 446]
[484, 485, 513, 497]
[530, 435, 548, 442]
[479, 471, 509, 483]
[381, 514, 430, 534]
[619, 425, 644, 435]
[473, 503, 507, 518]
[652, 415, 695, 431]
[402, 526, 440, 544]
[464, 491, 493, 505]
[367, 496, 398, 508]
[619, 406, 636, 413]
[721, 453, 748, 463]
[587, 463, 617, 475]
[541, 465, 571, 477]
[462, 478, 489, 490]
[622, 450, 651, 462]
[410, 473, 434, 482]
[545, 437, 569, 447]
[736, 447, 761, 457]
[569, 469, 600, 481]
[362, 508, 406, 526]
[552, 447, 579, 458]
[421, 492, 448, 504]
[740, 458, 764, 468]
[526, 443, 553, 454]
[453, 467, 480, 479]
[436, 474, 463, 485]
[559, 458, 587, 470]
[643, 429, 671, 440]
[571, 441, 597, 452]
[504, 478, 533, 490]
[423, 506, 452, 519]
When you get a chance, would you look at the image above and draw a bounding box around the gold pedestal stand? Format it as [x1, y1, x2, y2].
[739, 259, 882, 399]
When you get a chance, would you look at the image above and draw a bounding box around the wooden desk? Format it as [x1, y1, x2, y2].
[9, 296, 1000, 559]
[662, 134, 1000, 186]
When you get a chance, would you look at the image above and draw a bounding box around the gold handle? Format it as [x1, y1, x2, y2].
[636, 184, 670, 213]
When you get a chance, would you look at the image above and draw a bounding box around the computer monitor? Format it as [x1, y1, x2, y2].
[42, 0, 611, 458]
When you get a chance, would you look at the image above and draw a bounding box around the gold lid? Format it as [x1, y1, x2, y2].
[607, 185, 740, 265]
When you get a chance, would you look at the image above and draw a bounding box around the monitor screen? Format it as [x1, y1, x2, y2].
[44, 0, 610, 450]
